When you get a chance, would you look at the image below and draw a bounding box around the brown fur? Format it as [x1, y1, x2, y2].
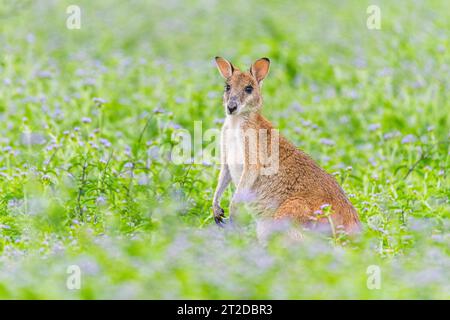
[212, 57, 361, 235]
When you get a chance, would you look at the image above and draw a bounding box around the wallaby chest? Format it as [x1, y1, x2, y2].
[223, 117, 245, 185]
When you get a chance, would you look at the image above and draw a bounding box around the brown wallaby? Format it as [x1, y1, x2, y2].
[212, 57, 361, 239]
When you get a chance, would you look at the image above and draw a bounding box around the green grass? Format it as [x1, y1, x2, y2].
[0, 0, 449, 299]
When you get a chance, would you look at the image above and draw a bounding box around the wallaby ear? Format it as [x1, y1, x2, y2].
[250, 58, 270, 84]
[215, 57, 235, 79]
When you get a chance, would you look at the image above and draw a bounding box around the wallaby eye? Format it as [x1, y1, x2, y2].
[225, 84, 231, 92]
[244, 85, 253, 94]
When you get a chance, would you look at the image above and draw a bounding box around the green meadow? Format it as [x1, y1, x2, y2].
[0, 0, 448, 299]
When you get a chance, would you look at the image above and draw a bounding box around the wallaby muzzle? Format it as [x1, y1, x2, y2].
[227, 97, 239, 114]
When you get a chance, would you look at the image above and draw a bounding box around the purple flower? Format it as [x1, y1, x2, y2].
[137, 175, 149, 185]
[202, 160, 212, 167]
[368, 123, 380, 131]
[46, 144, 57, 151]
[175, 97, 186, 104]
[401, 134, 416, 144]
[301, 119, 312, 127]
[36, 70, 52, 79]
[412, 79, 426, 89]
[83, 78, 96, 86]
[383, 131, 400, 140]
[320, 138, 335, 146]
[153, 107, 166, 114]
[344, 89, 359, 100]
[148, 146, 160, 159]
[99, 138, 111, 148]
[96, 196, 106, 205]
[207, 91, 218, 99]
[339, 116, 349, 124]
[26, 33, 35, 43]
[75, 69, 87, 76]
[82, 117, 92, 124]
[377, 67, 393, 77]
[88, 142, 99, 149]
[124, 162, 134, 168]
[93, 97, 107, 106]
[354, 57, 367, 69]
[290, 101, 304, 113]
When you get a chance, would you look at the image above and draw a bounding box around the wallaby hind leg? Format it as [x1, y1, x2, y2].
[255, 198, 313, 243]
[256, 217, 303, 244]
[274, 197, 334, 234]
[276, 197, 360, 235]
[275, 197, 312, 223]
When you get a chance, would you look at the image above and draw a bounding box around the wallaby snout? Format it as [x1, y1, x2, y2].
[227, 97, 239, 114]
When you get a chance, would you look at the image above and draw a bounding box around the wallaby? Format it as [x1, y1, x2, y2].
[212, 57, 361, 239]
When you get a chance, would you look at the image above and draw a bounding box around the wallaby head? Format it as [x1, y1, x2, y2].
[215, 57, 270, 116]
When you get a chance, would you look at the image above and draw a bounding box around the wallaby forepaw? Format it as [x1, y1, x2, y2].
[213, 206, 226, 227]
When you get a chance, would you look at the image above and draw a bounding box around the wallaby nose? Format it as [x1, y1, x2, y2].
[227, 101, 238, 114]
